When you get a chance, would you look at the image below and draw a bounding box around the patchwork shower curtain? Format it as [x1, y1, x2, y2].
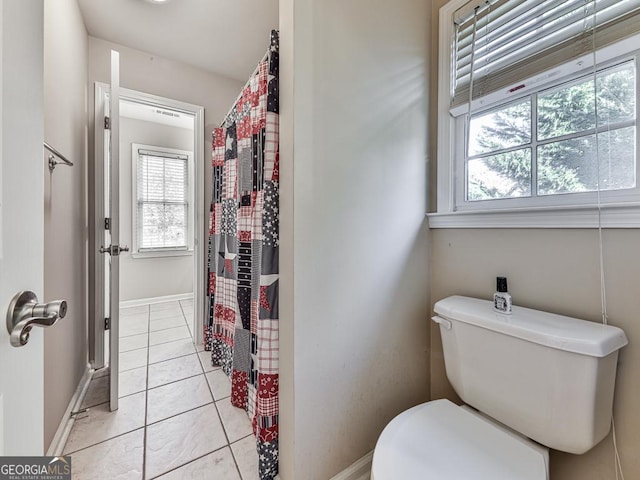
[205, 30, 279, 480]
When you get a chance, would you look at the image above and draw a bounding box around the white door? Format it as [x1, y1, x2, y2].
[0, 1, 45, 454]
[92, 52, 122, 411]
[108, 50, 121, 411]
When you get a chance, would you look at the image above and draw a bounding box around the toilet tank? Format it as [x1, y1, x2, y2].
[433, 296, 628, 455]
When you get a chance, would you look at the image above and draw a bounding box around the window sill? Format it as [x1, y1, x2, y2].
[427, 204, 640, 229]
[131, 249, 194, 259]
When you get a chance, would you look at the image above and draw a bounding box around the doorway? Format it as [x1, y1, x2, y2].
[92, 83, 206, 399]
[69, 84, 257, 479]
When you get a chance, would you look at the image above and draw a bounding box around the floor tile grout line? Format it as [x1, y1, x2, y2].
[213, 397, 254, 445]
[64, 426, 146, 456]
[119, 331, 150, 339]
[121, 325, 190, 340]
[119, 363, 149, 374]
[146, 444, 234, 480]
[119, 345, 195, 373]
[120, 346, 149, 354]
[178, 299, 199, 349]
[147, 369, 205, 393]
[146, 398, 215, 428]
[147, 349, 200, 367]
[142, 305, 151, 480]
[147, 323, 189, 334]
[148, 334, 193, 347]
[148, 316, 188, 324]
[230, 433, 260, 480]
[149, 350, 203, 369]
[119, 319, 188, 339]
[81, 389, 145, 409]
[148, 337, 195, 348]
[177, 299, 189, 321]
[232, 432, 256, 445]
[118, 334, 193, 354]
[149, 316, 189, 324]
[203, 363, 244, 479]
[147, 326, 189, 336]
[229, 442, 247, 480]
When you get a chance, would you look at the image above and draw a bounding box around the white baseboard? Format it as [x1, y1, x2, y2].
[119, 292, 193, 309]
[46, 364, 93, 456]
[330, 451, 373, 480]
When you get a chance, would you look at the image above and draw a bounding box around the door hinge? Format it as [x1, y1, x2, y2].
[104, 116, 110, 130]
[104, 317, 110, 330]
[104, 217, 111, 230]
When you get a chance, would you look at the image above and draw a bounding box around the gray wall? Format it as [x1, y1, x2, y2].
[279, 0, 431, 477]
[119, 116, 194, 301]
[428, 1, 640, 478]
[43, 0, 88, 450]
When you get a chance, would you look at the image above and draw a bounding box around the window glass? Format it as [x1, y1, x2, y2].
[596, 127, 636, 191]
[538, 78, 596, 141]
[537, 136, 596, 195]
[538, 128, 636, 195]
[468, 100, 531, 156]
[596, 63, 636, 124]
[467, 149, 532, 201]
[464, 61, 636, 203]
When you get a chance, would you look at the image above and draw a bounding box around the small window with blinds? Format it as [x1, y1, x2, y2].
[132, 145, 193, 256]
[437, 0, 640, 216]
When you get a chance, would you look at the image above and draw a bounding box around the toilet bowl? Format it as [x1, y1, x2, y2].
[371, 399, 548, 480]
[371, 295, 628, 479]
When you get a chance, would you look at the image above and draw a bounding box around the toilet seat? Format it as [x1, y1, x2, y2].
[371, 399, 548, 480]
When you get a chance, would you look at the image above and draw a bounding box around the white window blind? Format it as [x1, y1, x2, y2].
[452, 0, 640, 107]
[136, 149, 189, 251]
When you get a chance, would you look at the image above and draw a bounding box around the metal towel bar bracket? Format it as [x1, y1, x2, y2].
[44, 141, 74, 172]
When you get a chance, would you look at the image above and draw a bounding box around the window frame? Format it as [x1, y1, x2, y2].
[131, 143, 195, 258]
[456, 57, 639, 210]
[432, 0, 640, 228]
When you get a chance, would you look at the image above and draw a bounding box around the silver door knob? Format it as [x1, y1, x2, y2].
[99, 245, 129, 255]
[6, 291, 67, 347]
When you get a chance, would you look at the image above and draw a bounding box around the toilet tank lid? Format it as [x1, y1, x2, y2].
[434, 296, 628, 357]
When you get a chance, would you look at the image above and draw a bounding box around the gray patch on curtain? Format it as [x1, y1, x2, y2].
[251, 240, 262, 298]
[261, 245, 278, 275]
[233, 328, 252, 373]
[239, 147, 253, 192]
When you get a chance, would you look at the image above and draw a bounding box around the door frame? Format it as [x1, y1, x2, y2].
[90, 83, 206, 369]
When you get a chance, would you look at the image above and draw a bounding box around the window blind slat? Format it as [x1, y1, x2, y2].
[452, 0, 640, 107]
[456, 0, 567, 54]
[455, 0, 587, 75]
[456, 6, 588, 86]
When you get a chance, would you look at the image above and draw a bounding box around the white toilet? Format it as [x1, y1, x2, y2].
[372, 295, 628, 479]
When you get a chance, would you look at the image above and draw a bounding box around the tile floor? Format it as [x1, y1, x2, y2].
[63, 299, 259, 480]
